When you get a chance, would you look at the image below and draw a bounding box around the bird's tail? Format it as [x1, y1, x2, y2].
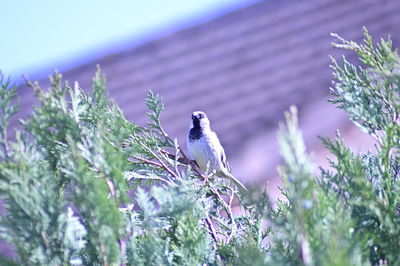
[219, 169, 248, 191]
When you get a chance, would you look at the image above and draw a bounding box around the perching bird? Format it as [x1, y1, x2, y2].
[187, 111, 247, 191]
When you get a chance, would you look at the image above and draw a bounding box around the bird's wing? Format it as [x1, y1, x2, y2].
[210, 131, 227, 168]
[220, 143, 227, 169]
[211, 132, 247, 191]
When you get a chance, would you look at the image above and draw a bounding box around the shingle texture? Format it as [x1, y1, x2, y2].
[14, 0, 400, 181]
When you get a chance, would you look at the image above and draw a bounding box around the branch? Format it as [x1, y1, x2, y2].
[205, 216, 218, 244]
[160, 149, 190, 164]
[132, 135, 180, 180]
[105, 178, 116, 198]
[208, 183, 237, 244]
[131, 156, 164, 168]
[124, 171, 176, 186]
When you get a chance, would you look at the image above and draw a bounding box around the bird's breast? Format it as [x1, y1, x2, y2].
[187, 136, 220, 172]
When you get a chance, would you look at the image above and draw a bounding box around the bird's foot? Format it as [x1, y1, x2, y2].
[189, 160, 200, 168]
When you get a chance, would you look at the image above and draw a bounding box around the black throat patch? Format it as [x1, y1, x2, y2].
[189, 127, 203, 142]
[189, 118, 203, 142]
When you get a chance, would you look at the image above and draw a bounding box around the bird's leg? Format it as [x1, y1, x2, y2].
[203, 162, 215, 185]
[190, 160, 200, 169]
[189, 160, 207, 181]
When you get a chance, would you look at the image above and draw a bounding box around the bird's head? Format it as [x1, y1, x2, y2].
[191, 111, 211, 130]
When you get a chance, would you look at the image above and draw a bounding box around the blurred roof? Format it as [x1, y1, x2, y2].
[15, 0, 400, 184]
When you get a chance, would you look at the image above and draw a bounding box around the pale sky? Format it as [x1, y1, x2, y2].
[1, 0, 259, 82]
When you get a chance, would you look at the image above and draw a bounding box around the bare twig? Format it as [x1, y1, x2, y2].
[226, 228, 237, 244]
[119, 239, 126, 266]
[156, 146, 183, 179]
[208, 184, 236, 244]
[205, 216, 218, 244]
[148, 149, 180, 180]
[105, 178, 116, 198]
[124, 171, 175, 186]
[228, 186, 235, 208]
[160, 149, 190, 164]
[133, 135, 179, 180]
[131, 156, 164, 168]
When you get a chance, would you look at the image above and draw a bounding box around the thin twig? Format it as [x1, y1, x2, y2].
[160, 149, 190, 164]
[86, 159, 118, 198]
[133, 135, 179, 179]
[156, 146, 183, 180]
[228, 186, 235, 208]
[226, 228, 237, 244]
[124, 172, 175, 186]
[209, 185, 233, 220]
[208, 184, 236, 244]
[105, 178, 116, 198]
[205, 216, 218, 244]
[119, 239, 126, 266]
[131, 156, 164, 168]
[147, 148, 179, 180]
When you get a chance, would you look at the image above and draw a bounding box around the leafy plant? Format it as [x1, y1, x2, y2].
[0, 69, 268, 265]
[1, 28, 400, 265]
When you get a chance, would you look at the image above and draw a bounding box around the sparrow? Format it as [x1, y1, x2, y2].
[187, 111, 247, 191]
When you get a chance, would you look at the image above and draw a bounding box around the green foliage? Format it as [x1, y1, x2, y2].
[330, 27, 400, 140]
[1, 28, 400, 265]
[265, 29, 400, 265]
[0, 68, 267, 265]
[326, 28, 400, 264]
[0, 73, 19, 159]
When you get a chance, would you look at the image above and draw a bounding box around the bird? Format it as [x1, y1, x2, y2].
[187, 111, 247, 191]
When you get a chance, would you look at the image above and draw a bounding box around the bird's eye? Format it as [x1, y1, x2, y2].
[199, 113, 203, 119]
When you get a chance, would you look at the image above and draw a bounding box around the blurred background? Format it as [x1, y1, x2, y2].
[3, 0, 400, 198]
